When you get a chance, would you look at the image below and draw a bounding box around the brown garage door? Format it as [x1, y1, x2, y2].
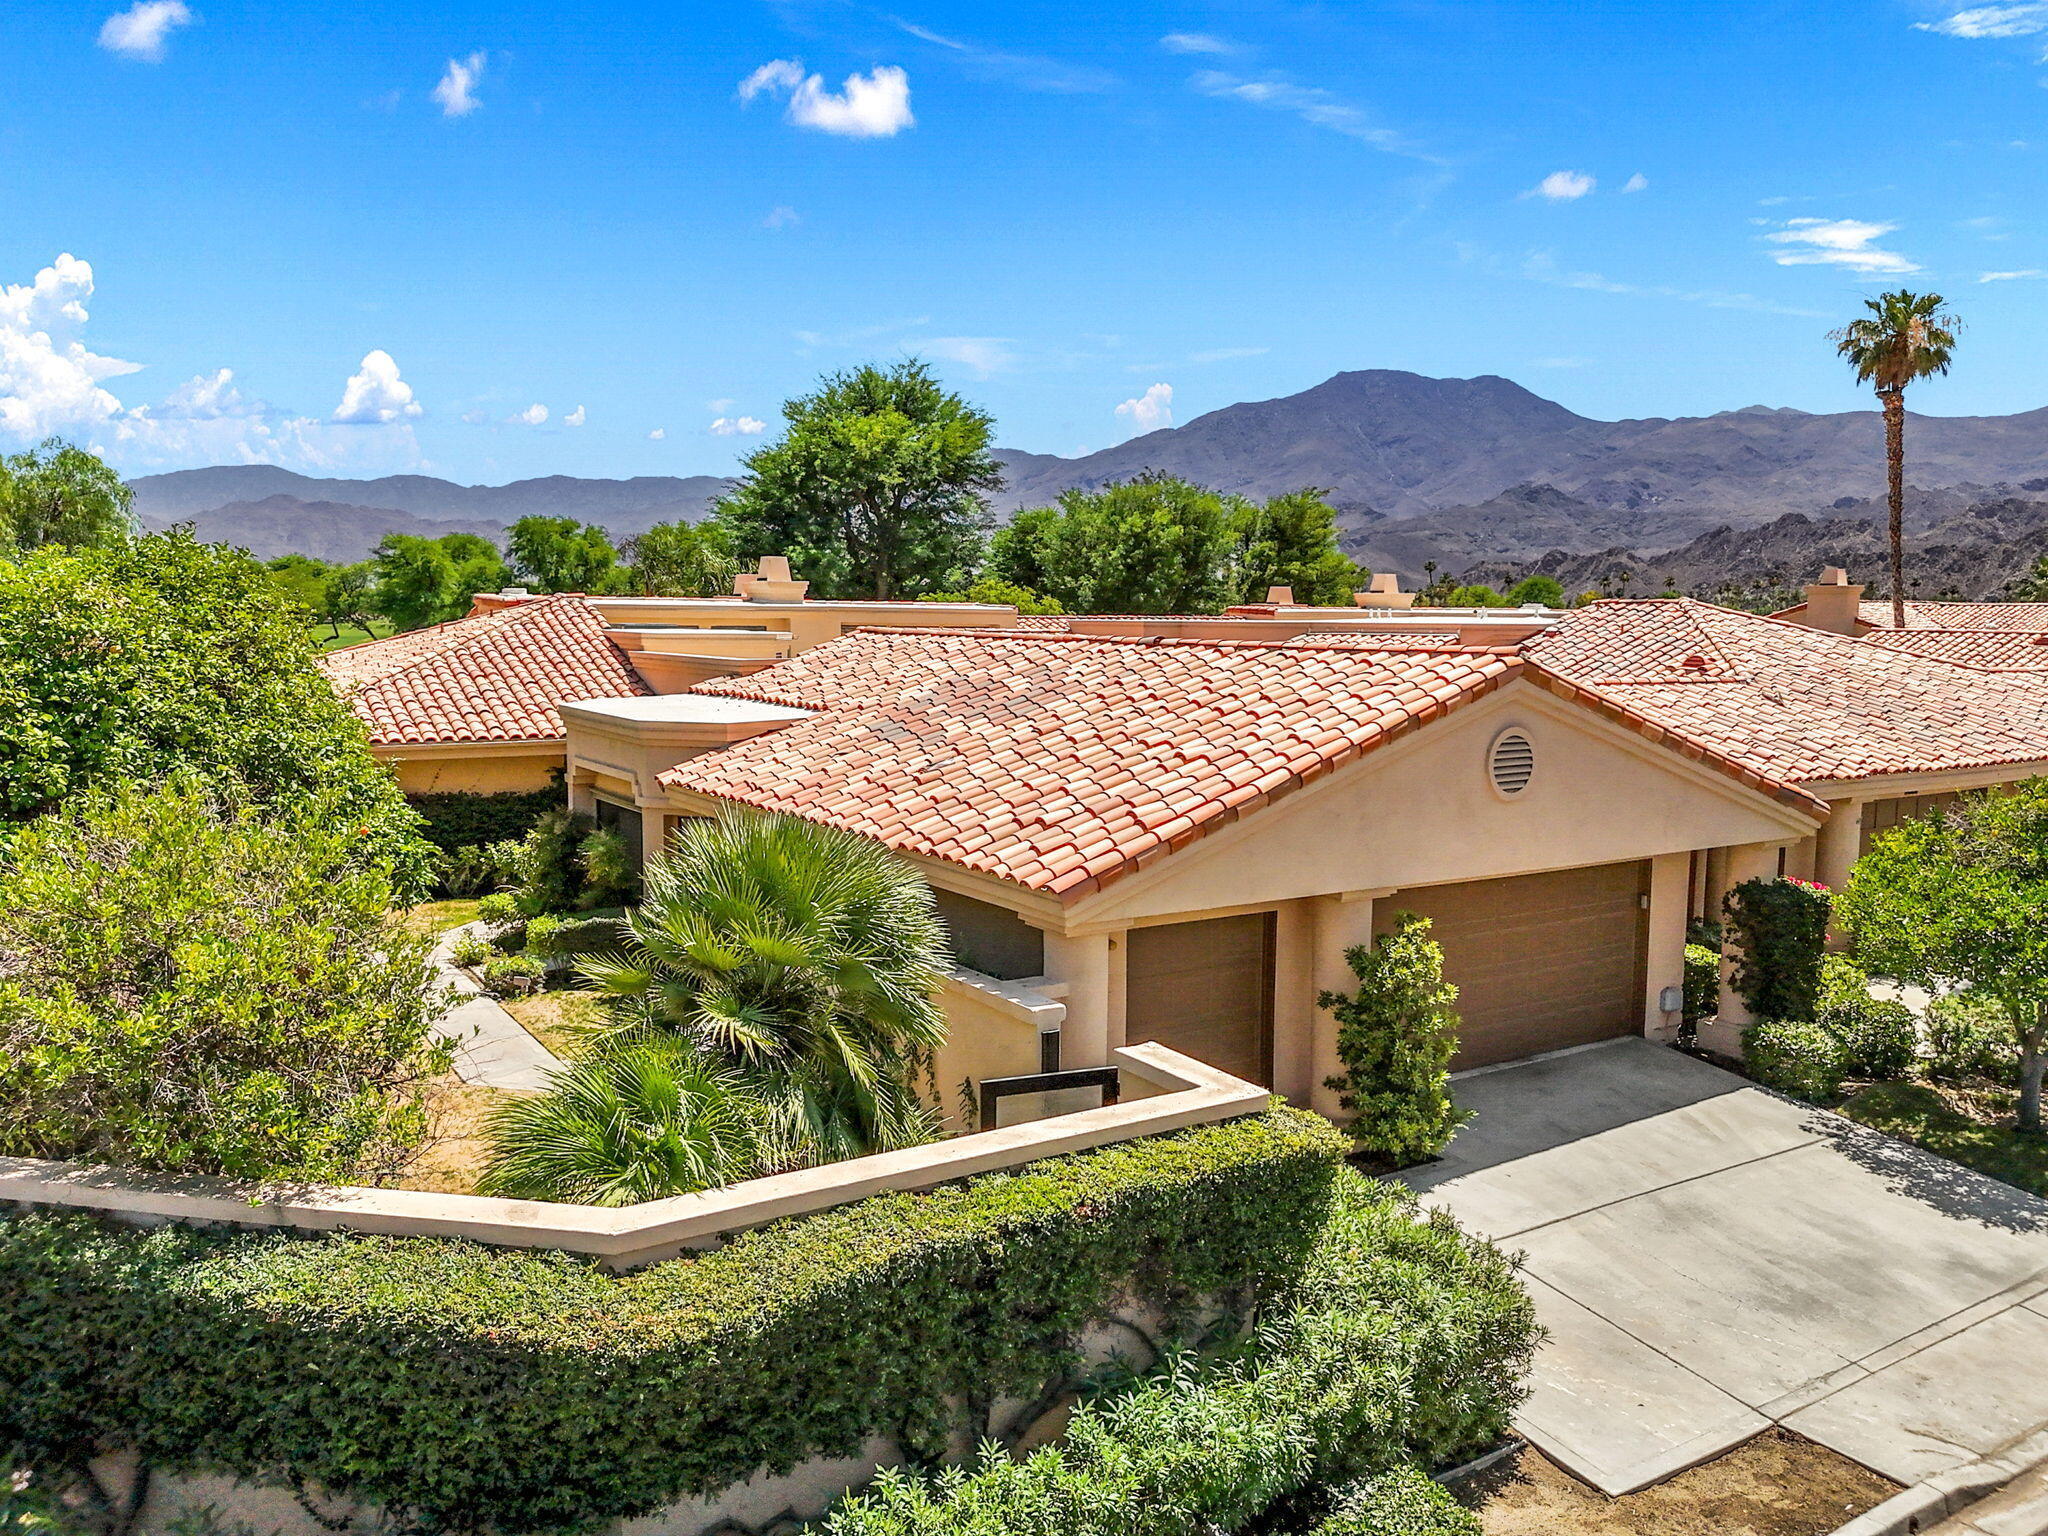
[1124, 913, 1275, 1085]
[1377, 862, 1647, 1069]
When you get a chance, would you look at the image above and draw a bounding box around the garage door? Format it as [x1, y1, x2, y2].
[1124, 913, 1275, 1085]
[1377, 862, 1647, 1070]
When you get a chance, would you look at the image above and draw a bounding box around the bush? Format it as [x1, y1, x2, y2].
[475, 891, 520, 928]
[1815, 954, 1917, 1081]
[576, 827, 639, 909]
[1314, 1464, 1480, 1536]
[407, 783, 564, 862]
[0, 774, 449, 1181]
[1743, 1017, 1846, 1102]
[524, 911, 626, 962]
[0, 1110, 1353, 1535]
[482, 953, 546, 997]
[450, 933, 492, 969]
[1319, 914, 1469, 1166]
[821, 1177, 1532, 1536]
[1926, 992, 2017, 1086]
[1683, 944, 1720, 1026]
[500, 813, 640, 915]
[1723, 877, 1831, 1022]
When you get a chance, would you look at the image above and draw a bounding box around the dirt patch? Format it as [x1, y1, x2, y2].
[393, 1079, 517, 1195]
[1455, 1432, 1897, 1536]
[503, 988, 609, 1059]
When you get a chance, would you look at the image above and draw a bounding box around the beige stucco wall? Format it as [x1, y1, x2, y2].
[387, 747, 565, 796]
[931, 970, 1061, 1130]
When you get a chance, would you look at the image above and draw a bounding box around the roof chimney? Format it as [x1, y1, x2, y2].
[1801, 566, 1865, 636]
[1264, 585, 1295, 605]
[740, 554, 810, 604]
[1353, 572, 1418, 610]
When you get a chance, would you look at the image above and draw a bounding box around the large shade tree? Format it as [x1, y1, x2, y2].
[507, 515, 619, 594]
[619, 520, 736, 596]
[988, 475, 1238, 615]
[1226, 487, 1359, 606]
[0, 438, 133, 553]
[709, 360, 999, 599]
[370, 531, 509, 630]
[1830, 291, 1960, 629]
[1837, 781, 2048, 1131]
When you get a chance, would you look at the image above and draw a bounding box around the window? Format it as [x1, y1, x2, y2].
[932, 888, 1045, 980]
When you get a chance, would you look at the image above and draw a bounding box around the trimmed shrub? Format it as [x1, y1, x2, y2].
[482, 953, 546, 997]
[1815, 954, 1917, 1081]
[474, 891, 520, 928]
[406, 782, 565, 860]
[576, 828, 639, 910]
[1926, 991, 2018, 1087]
[1723, 877, 1831, 1023]
[449, 933, 492, 969]
[524, 911, 627, 963]
[1319, 914, 1470, 1166]
[0, 1110, 1350, 1535]
[821, 1177, 1532, 1536]
[1683, 944, 1720, 1027]
[1743, 1017, 1846, 1102]
[1314, 1464, 1480, 1536]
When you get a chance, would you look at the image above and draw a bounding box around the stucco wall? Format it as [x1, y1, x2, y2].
[389, 750, 566, 796]
[931, 969, 1059, 1130]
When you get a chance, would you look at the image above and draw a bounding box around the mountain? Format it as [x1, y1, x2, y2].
[163, 495, 510, 564]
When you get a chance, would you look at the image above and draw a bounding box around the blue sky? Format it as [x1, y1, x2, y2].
[6, 0, 2048, 484]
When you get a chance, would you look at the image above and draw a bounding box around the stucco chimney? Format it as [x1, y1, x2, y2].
[1353, 572, 1418, 610]
[1802, 567, 1866, 636]
[741, 555, 810, 604]
[1264, 585, 1295, 605]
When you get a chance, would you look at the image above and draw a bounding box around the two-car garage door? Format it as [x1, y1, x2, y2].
[1376, 861, 1648, 1071]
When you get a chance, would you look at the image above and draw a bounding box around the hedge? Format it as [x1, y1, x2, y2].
[821, 1177, 1532, 1536]
[0, 1109, 1346, 1536]
[405, 782, 564, 859]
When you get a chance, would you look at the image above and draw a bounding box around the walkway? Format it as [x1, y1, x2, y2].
[430, 924, 564, 1093]
[1408, 1039, 2048, 1497]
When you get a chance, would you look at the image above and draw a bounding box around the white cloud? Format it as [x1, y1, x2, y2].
[1622, 172, 1649, 193]
[924, 336, 1015, 377]
[0, 254, 139, 439]
[564, 404, 586, 426]
[1981, 268, 2048, 280]
[1484, 245, 1828, 318]
[763, 204, 801, 228]
[706, 397, 736, 413]
[740, 59, 913, 138]
[1915, 2, 2048, 36]
[98, 1, 192, 61]
[647, 427, 667, 440]
[710, 415, 766, 435]
[433, 52, 485, 117]
[510, 402, 548, 426]
[333, 350, 423, 423]
[1763, 218, 1921, 273]
[1115, 382, 1174, 434]
[158, 368, 247, 418]
[1527, 169, 1596, 201]
[1161, 31, 1235, 53]
[1188, 71, 1418, 156]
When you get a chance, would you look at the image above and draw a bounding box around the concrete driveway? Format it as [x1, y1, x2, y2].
[1408, 1039, 2048, 1496]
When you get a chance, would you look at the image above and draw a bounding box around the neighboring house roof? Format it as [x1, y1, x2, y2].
[1861, 628, 2048, 673]
[1525, 599, 2048, 786]
[1771, 598, 2048, 631]
[1013, 614, 1071, 631]
[663, 629, 1521, 896]
[319, 595, 649, 746]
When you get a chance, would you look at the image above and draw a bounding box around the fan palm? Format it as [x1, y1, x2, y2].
[1830, 291, 1960, 629]
[477, 1043, 772, 1206]
[579, 810, 949, 1161]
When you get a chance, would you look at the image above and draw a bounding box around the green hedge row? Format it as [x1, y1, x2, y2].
[0, 1109, 1346, 1536]
[821, 1177, 1532, 1535]
[405, 782, 564, 859]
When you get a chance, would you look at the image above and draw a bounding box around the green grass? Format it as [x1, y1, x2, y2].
[401, 898, 483, 939]
[315, 619, 394, 650]
[1839, 1080, 2048, 1198]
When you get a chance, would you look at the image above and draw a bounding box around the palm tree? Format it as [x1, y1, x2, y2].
[1830, 291, 1960, 629]
[580, 810, 950, 1162]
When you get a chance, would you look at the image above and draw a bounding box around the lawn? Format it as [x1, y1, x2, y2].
[315, 619, 394, 651]
[1839, 1080, 2048, 1198]
[401, 898, 483, 939]
[504, 988, 609, 1059]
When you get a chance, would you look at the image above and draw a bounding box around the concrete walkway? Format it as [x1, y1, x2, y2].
[1408, 1039, 2048, 1497]
[430, 923, 564, 1092]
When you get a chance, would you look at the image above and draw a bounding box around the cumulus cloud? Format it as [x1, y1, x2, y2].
[564, 404, 586, 426]
[648, 427, 667, 440]
[433, 52, 485, 117]
[924, 336, 1015, 377]
[98, 1, 192, 61]
[710, 415, 766, 435]
[1764, 218, 1920, 273]
[333, 350, 423, 423]
[1527, 169, 1596, 201]
[1622, 172, 1649, 193]
[1161, 31, 1235, 53]
[1915, 2, 2048, 36]
[157, 368, 248, 419]
[510, 402, 548, 426]
[0, 254, 139, 439]
[1115, 382, 1174, 434]
[740, 59, 914, 137]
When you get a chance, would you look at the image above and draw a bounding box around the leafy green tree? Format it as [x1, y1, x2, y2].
[1318, 914, 1470, 1165]
[1226, 487, 1358, 606]
[0, 438, 133, 553]
[370, 531, 508, 630]
[508, 515, 619, 593]
[620, 520, 737, 596]
[918, 575, 1066, 614]
[988, 475, 1237, 614]
[318, 559, 379, 641]
[1505, 574, 1565, 607]
[0, 774, 449, 1180]
[1445, 583, 1508, 608]
[0, 529, 431, 889]
[582, 810, 949, 1162]
[1837, 782, 2048, 1130]
[1831, 291, 1960, 629]
[479, 1042, 772, 1205]
[265, 552, 331, 614]
[710, 360, 999, 598]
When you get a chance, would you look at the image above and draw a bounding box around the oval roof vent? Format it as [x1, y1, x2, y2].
[1489, 729, 1536, 798]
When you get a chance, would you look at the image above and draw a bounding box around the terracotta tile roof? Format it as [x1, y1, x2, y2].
[1525, 599, 2048, 786]
[1861, 629, 2048, 672]
[662, 629, 1520, 896]
[1297, 629, 1467, 647]
[1864, 600, 2048, 632]
[1013, 614, 1071, 631]
[318, 595, 649, 746]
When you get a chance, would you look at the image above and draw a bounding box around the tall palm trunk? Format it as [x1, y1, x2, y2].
[1882, 387, 1907, 629]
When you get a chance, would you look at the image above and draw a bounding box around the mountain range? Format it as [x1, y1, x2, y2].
[128, 369, 2048, 574]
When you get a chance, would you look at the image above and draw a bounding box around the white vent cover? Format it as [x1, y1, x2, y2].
[1488, 730, 1536, 797]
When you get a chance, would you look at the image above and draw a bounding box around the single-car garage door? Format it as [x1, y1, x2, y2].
[1124, 912, 1275, 1086]
[1378, 861, 1647, 1070]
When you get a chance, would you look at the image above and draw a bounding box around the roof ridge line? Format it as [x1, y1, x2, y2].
[836, 624, 1518, 656]
[332, 593, 579, 695]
